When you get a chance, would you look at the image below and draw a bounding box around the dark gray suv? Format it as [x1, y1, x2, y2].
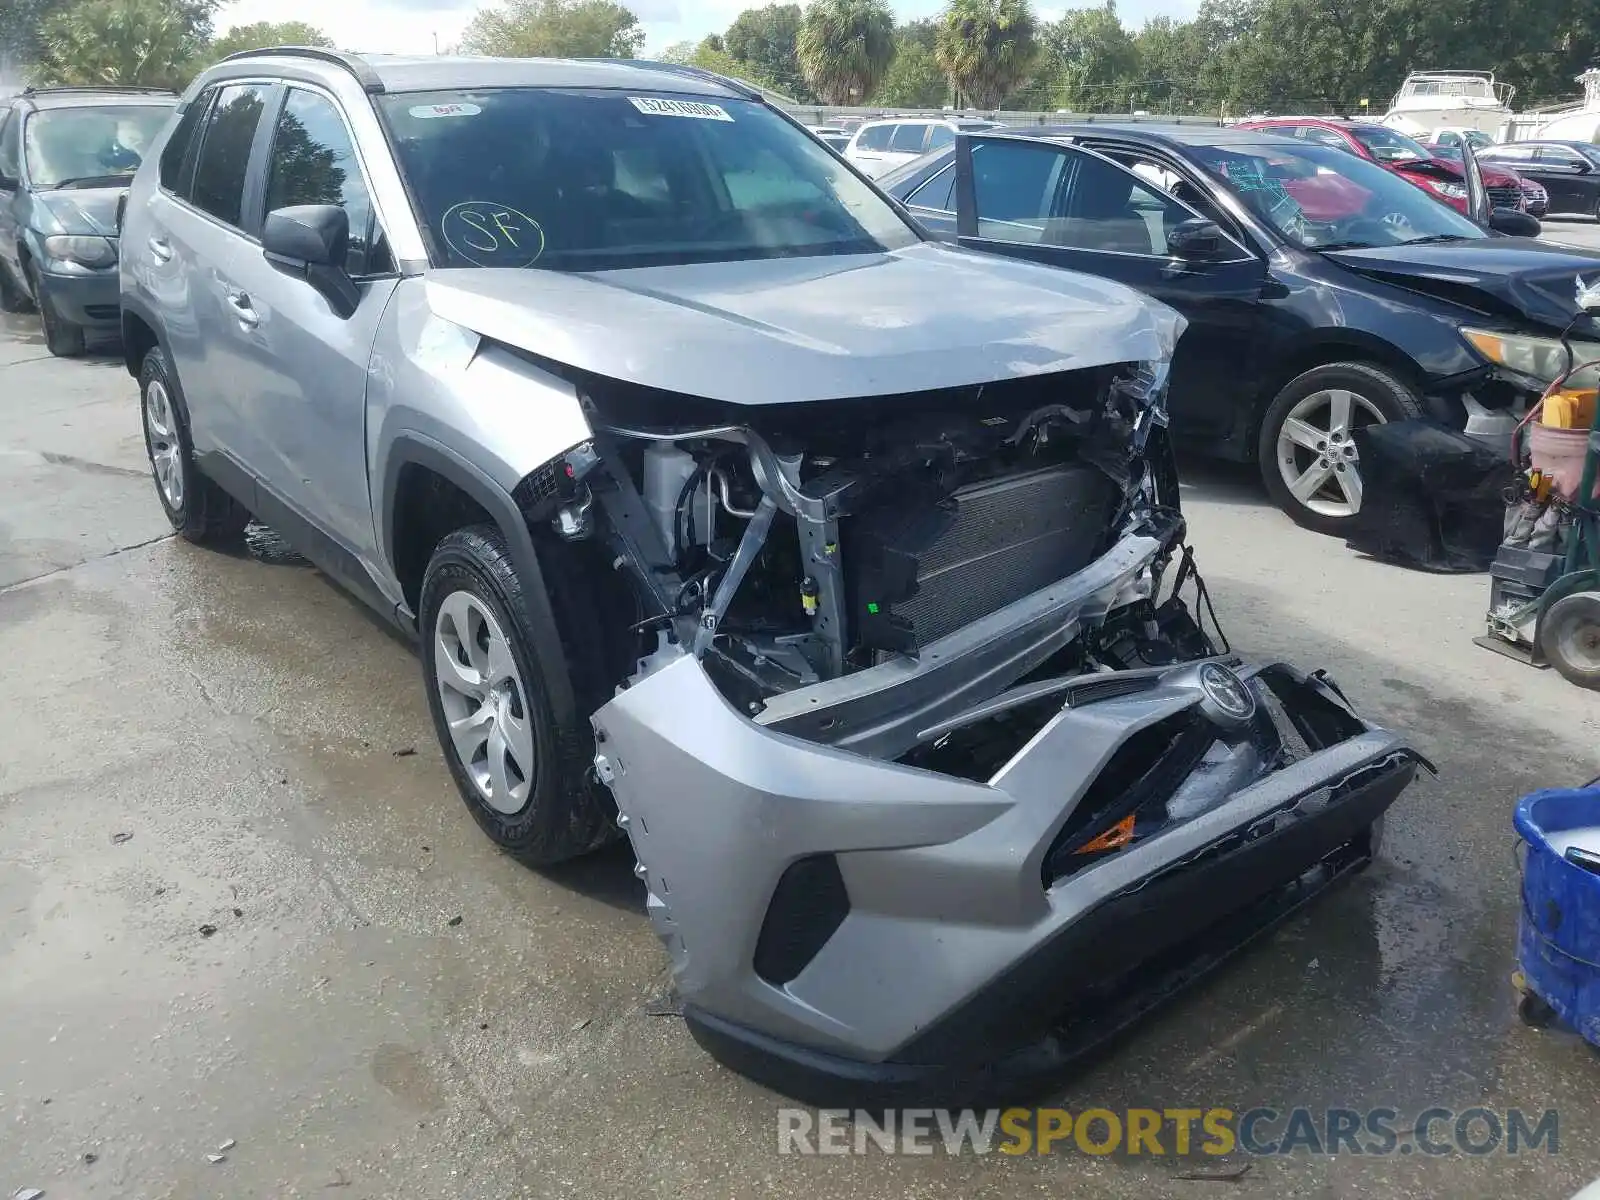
[120, 49, 1419, 1102]
[0, 85, 176, 354]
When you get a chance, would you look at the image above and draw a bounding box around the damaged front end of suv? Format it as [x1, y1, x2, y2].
[489, 295, 1426, 1104]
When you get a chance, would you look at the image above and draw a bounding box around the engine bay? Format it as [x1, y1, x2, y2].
[518, 356, 1218, 731]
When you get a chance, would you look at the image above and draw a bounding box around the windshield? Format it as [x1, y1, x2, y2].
[1191, 141, 1485, 250]
[380, 88, 919, 271]
[24, 104, 173, 188]
[1350, 125, 1430, 163]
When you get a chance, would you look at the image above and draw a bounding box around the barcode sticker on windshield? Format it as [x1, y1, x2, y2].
[628, 96, 733, 122]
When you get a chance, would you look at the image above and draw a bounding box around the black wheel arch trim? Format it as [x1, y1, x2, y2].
[380, 434, 580, 727]
[1253, 332, 1460, 429]
[121, 293, 178, 383]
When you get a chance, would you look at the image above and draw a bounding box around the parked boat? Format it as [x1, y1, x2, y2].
[1381, 70, 1516, 140]
[1536, 69, 1600, 142]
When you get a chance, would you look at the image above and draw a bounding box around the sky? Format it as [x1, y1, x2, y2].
[217, 0, 1201, 57]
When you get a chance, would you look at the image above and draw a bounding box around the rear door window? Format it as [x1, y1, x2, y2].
[906, 163, 955, 212]
[160, 87, 214, 199]
[889, 123, 929, 154]
[190, 83, 269, 228]
[855, 123, 894, 152]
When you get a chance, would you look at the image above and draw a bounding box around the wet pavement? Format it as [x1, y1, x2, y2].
[2, 307, 1599, 1199]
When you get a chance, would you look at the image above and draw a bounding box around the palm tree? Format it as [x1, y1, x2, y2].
[797, 0, 895, 105]
[935, 0, 1039, 110]
[33, 0, 206, 89]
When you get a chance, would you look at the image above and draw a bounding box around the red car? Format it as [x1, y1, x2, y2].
[1234, 118, 1527, 215]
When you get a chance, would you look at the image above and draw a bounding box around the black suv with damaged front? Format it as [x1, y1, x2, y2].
[119, 52, 1425, 1103]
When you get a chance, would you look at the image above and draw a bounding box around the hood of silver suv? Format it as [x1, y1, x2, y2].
[418, 241, 1184, 405]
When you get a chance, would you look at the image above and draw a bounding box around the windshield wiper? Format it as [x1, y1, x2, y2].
[46, 174, 132, 190]
[1398, 234, 1471, 246]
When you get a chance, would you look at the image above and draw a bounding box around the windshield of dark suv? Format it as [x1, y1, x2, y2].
[380, 88, 919, 270]
[1190, 141, 1485, 250]
[25, 104, 174, 189]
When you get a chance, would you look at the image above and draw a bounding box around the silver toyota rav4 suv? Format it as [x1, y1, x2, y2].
[121, 50, 1421, 1102]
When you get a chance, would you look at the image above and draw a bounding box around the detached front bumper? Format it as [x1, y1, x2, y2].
[595, 616, 1423, 1102]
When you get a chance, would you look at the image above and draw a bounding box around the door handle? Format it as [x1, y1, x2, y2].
[227, 290, 259, 329]
[147, 236, 172, 263]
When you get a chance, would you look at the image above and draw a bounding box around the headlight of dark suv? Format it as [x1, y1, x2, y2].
[43, 234, 117, 270]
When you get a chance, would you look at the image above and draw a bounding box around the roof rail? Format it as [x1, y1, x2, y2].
[581, 58, 763, 102]
[21, 85, 174, 96]
[218, 46, 385, 93]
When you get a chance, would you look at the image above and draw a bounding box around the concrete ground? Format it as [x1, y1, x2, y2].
[3, 228, 1600, 1198]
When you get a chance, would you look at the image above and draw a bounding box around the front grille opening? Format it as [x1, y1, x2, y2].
[1255, 667, 1364, 752]
[898, 693, 1066, 783]
[753, 854, 851, 986]
[1041, 712, 1215, 885]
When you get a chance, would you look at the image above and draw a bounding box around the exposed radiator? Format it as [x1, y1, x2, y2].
[844, 463, 1119, 655]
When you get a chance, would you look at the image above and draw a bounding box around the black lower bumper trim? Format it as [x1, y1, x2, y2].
[685, 759, 1414, 1106]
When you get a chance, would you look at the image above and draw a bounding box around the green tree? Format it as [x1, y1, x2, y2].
[724, 4, 810, 96]
[796, 0, 895, 104]
[459, 0, 644, 59]
[1042, 2, 1138, 112]
[935, 0, 1040, 110]
[32, 0, 215, 89]
[4, 0, 212, 75]
[872, 37, 947, 106]
[208, 20, 333, 63]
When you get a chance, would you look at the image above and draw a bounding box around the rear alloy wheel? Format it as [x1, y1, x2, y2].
[1259, 361, 1422, 536]
[139, 346, 250, 544]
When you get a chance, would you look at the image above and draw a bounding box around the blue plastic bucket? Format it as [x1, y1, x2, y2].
[1515, 785, 1600, 1047]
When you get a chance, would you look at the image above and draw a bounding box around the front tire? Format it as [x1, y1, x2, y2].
[139, 346, 250, 544]
[419, 525, 616, 865]
[29, 264, 86, 357]
[1258, 361, 1422, 536]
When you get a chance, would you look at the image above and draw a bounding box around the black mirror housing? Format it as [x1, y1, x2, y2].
[264, 204, 348, 267]
[1168, 216, 1225, 261]
[263, 204, 359, 319]
[1488, 207, 1542, 238]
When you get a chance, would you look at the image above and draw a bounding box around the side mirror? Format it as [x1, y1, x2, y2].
[1488, 207, 1542, 238]
[263, 204, 358, 319]
[1168, 216, 1226, 262]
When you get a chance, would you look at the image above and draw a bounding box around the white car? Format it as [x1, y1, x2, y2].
[844, 116, 1002, 178]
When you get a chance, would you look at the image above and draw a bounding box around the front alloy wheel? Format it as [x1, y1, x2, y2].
[1274, 387, 1385, 520]
[432, 589, 537, 815]
[1259, 361, 1423, 536]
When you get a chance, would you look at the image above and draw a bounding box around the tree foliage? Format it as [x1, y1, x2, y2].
[32, 0, 215, 88]
[207, 21, 333, 64]
[796, 0, 895, 104]
[872, 35, 947, 106]
[935, 0, 1039, 110]
[459, 0, 644, 59]
[724, 4, 810, 97]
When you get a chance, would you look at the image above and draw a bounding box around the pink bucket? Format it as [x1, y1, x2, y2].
[1529, 422, 1600, 501]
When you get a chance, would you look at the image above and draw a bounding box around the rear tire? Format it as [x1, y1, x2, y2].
[139, 346, 250, 545]
[419, 525, 617, 865]
[1258, 361, 1423, 536]
[29, 264, 86, 357]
